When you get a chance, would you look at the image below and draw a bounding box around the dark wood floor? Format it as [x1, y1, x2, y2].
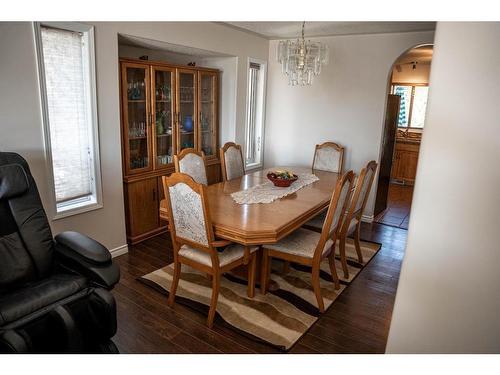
[375, 183, 414, 229]
[112, 222, 407, 353]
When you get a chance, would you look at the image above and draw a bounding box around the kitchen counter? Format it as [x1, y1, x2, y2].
[395, 137, 421, 145]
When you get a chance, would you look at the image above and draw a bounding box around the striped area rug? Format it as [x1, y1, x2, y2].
[139, 238, 381, 351]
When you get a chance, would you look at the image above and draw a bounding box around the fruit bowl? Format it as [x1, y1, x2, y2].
[267, 170, 298, 187]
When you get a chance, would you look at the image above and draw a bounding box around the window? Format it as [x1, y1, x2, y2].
[244, 59, 267, 169]
[392, 84, 429, 128]
[35, 22, 102, 218]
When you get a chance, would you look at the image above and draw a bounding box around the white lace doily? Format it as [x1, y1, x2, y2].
[231, 173, 319, 204]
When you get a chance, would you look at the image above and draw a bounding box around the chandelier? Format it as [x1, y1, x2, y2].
[277, 22, 329, 86]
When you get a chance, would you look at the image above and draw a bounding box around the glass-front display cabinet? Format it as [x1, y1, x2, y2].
[152, 66, 175, 169]
[120, 59, 220, 244]
[198, 70, 218, 157]
[176, 69, 197, 152]
[121, 63, 151, 175]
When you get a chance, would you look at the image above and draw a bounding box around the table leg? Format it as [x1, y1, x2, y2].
[229, 247, 280, 292]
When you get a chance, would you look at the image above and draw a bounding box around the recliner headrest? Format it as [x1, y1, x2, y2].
[0, 164, 29, 200]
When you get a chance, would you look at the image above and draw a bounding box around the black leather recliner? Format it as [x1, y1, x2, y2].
[0, 152, 120, 353]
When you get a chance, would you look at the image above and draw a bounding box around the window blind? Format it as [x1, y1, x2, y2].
[245, 64, 260, 163]
[40, 26, 92, 203]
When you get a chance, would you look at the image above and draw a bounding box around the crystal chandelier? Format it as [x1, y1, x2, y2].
[277, 22, 329, 86]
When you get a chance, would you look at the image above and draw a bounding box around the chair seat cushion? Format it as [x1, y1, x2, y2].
[0, 274, 88, 326]
[305, 213, 358, 233]
[179, 244, 258, 267]
[266, 228, 332, 259]
[305, 211, 327, 230]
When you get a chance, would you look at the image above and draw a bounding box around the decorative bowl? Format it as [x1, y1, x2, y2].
[267, 171, 298, 187]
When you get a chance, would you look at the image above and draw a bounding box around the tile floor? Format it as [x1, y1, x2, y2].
[375, 183, 414, 229]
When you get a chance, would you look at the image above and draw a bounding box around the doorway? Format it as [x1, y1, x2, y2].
[374, 44, 433, 229]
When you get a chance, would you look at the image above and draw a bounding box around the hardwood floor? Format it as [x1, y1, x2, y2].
[112, 222, 407, 353]
[375, 183, 414, 229]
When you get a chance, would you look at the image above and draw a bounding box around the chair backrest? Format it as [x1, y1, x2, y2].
[162, 172, 215, 252]
[0, 152, 55, 293]
[312, 142, 345, 173]
[322, 170, 355, 238]
[174, 148, 208, 185]
[313, 170, 354, 261]
[341, 160, 378, 234]
[220, 142, 244, 181]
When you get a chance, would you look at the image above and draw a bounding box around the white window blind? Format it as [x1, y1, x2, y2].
[245, 63, 260, 164]
[244, 60, 266, 168]
[40, 26, 94, 205]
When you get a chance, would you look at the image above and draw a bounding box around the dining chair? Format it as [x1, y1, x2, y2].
[160, 149, 207, 229]
[337, 160, 378, 279]
[303, 161, 378, 278]
[174, 148, 208, 185]
[312, 141, 345, 173]
[260, 170, 355, 313]
[162, 173, 258, 328]
[220, 142, 245, 181]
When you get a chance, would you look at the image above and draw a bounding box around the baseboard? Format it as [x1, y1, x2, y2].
[110, 244, 128, 258]
[361, 214, 374, 223]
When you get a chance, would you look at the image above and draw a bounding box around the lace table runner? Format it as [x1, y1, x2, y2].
[231, 172, 319, 204]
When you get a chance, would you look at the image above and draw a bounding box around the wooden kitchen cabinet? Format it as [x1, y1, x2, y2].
[391, 141, 420, 185]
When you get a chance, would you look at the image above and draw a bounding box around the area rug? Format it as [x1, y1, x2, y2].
[139, 238, 381, 351]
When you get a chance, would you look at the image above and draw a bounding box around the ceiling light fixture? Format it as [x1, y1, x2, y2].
[277, 22, 329, 86]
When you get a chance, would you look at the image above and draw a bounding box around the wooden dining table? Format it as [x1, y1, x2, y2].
[159, 166, 340, 246]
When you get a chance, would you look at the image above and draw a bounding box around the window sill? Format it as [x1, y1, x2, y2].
[52, 201, 103, 221]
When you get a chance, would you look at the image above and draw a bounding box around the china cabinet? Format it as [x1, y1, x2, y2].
[120, 59, 220, 244]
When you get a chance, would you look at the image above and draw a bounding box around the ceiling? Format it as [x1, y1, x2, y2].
[395, 45, 434, 65]
[223, 22, 436, 40]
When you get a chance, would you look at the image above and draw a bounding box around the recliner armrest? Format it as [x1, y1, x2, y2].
[54, 231, 120, 289]
[55, 231, 111, 265]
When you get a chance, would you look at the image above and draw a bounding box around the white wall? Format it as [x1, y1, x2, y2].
[386, 22, 500, 353]
[198, 56, 239, 144]
[118, 44, 195, 65]
[264, 31, 434, 218]
[0, 22, 268, 253]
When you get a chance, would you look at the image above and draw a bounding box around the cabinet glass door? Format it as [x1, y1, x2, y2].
[198, 71, 217, 157]
[152, 67, 175, 168]
[123, 64, 151, 174]
[177, 70, 197, 151]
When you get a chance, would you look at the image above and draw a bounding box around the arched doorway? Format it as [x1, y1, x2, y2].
[374, 44, 433, 229]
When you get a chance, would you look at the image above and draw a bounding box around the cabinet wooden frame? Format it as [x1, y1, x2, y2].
[120, 58, 220, 178]
[119, 58, 220, 244]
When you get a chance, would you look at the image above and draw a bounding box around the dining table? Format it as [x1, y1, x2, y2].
[159, 166, 339, 245]
[159, 166, 339, 287]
